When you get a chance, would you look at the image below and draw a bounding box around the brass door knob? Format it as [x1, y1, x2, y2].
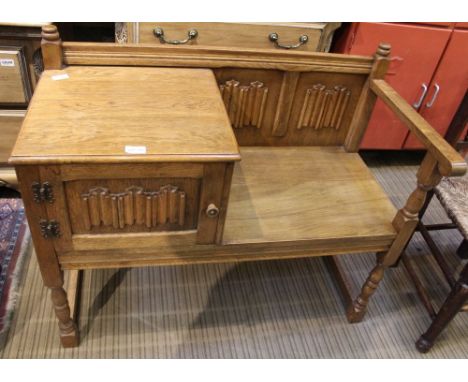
[206, 203, 219, 218]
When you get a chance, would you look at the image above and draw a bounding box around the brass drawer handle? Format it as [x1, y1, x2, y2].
[153, 27, 198, 45]
[206, 203, 219, 218]
[268, 32, 308, 49]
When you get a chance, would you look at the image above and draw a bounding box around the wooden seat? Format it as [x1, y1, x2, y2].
[224, 147, 397, 252]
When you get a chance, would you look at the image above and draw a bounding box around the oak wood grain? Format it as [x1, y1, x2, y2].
[132, 22, 339, 52]
[223, 147, 397, 245]
[61, 42, 374, 74]
[14, 165, 63, 287]
[57, 237, 394, 270]
[0, 110, 25, 164]
[65, 177, 200, 234]
[41, 24, 63, 70]
[72, 230, 197, 251]
[344, 43, 391, 151]
[59, 163, 204, 180]
[9, 66, 240, 165]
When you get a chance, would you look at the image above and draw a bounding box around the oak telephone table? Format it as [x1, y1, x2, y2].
[10, 26, 467, 347]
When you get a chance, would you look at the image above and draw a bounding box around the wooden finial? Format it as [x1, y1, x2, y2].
[376, 42, 391, 58]
[41, 24, 63, 70]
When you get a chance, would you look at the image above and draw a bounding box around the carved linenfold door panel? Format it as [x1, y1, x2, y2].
[219, 80, 269, 129]
[296, 84, 351, 130]
[65, 178, 200, 234]
[80, 185, 186, 231]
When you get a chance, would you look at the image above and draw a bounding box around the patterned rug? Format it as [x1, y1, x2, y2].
[0, 198, 30, 347]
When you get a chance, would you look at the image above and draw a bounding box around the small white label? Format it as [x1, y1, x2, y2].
[125, 145, 147, 154]
[0, 59, 15, 67]
[51, 73, 69, 81]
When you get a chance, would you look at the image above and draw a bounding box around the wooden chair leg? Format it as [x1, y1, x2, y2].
[50, 285, 79, 348]
[457, 239, 468, 259]
[416, 264, 468, 353]
[401, 253, 437, 318]
[347, 256, 386, 323]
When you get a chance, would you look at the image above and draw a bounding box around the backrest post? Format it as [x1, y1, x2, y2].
[444, 90, 468, 147]
[344, 42, 391, 151]
[41, 24, 63, 70]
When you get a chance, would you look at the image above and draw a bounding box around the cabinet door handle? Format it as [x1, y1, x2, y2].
[413, 83, 428, 108]
[268, 32, 308, 49]
[153, 27, 198, 45]
[425, 83, 440, 108]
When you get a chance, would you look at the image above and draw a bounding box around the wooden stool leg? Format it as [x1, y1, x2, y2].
[347, 257, 385, 323]
[416, 265, 468, 353]
[50, 285, 79, 348]
[457, 239, 468, 259]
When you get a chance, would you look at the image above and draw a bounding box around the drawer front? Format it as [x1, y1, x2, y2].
[127, 22, 339, 52]
[0, 110, 25, 164]
[0, 47, 32, 105]
[37, 163, 232, 252]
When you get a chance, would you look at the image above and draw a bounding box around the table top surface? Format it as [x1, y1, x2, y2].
[10, 66, 240, 164]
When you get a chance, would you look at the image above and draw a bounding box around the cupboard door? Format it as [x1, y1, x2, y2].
[404, 29, 468, 148]
[339, 23, 451, 149]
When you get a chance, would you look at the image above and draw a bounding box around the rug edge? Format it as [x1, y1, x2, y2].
[0, 223, 31, 349]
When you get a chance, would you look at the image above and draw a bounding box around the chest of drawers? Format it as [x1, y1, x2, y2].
[117, 22, 340, 52]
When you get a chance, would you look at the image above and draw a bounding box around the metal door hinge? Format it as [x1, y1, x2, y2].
[32, 182, 54, 203]
[39, 219, 61, 239]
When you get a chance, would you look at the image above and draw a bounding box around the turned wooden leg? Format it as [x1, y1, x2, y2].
[50, 285, 79, 348]
[416, 264, 468, 353]
[457, 239, 468, 259]
[347, 257, 385, 323]
[347, 154, 443, 323]
[16, 166, 80, 348]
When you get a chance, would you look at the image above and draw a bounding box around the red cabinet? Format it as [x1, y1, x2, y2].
[405, 29, 468, 148]
[334, 23, 468, 150]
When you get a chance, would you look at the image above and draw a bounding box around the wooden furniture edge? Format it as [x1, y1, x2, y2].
[58, 241, 393, 270]
[59, 41, 374, 73]
[0, 167, 18, 188]
[57, 233, 394, 270]
[66, 269, 82, 323]
[344, 43, 391, 151]
[370, 79, 467, 177]
[9, 153, 242, 166]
